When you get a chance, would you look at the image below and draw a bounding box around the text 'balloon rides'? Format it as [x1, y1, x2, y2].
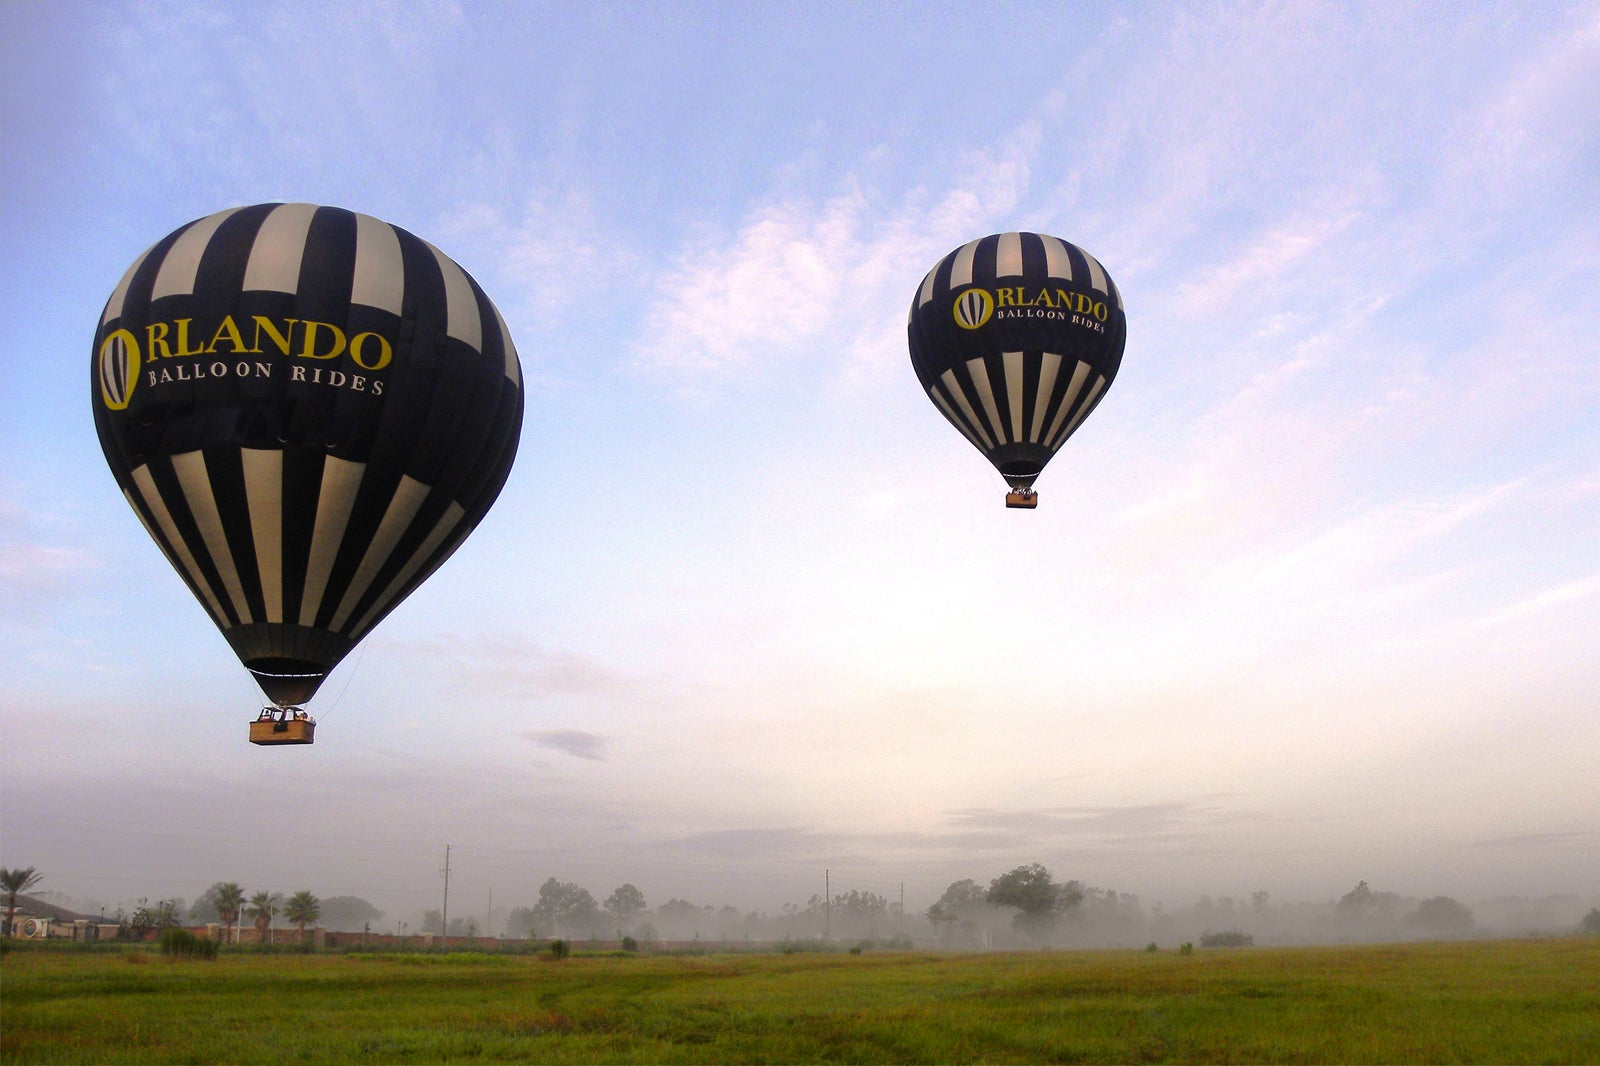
[907, 232, 1125, 508]
[91, 203, 524, 743]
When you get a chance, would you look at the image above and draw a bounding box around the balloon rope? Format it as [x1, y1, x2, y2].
[319, 642, 367, 721]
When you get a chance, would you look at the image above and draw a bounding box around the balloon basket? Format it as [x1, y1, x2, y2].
[249, 707, 316, 746]
[1005, 490, 1038, 509]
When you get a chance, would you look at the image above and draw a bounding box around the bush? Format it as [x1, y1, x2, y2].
[1582, 908, 1600, 935]
[548, 939, 570, 960]
[620, 936, 638, 952]
[1145, 942, 1159, 953]
[158, 928, 219, 960]
[1178, 942, 1194, 956]
[1199, 930, 1254, 948]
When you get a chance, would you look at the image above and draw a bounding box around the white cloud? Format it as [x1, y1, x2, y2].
[630, 122, 1039, 377]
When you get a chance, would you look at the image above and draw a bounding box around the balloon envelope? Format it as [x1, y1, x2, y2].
[92, 203, 523, 706]
[907, 231, 1125, 496]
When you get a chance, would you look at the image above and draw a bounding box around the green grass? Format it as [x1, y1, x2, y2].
[3, 939, 1596, 1063]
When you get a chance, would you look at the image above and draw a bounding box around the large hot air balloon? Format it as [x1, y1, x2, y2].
[908, 232, 1125, 507]
[91, 204, 523, 744]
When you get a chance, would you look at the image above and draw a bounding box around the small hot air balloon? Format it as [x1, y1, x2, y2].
[908, 232, 1125, 507]
[91, 204, 523, 744]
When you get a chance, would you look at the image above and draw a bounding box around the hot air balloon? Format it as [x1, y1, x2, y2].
[91, 204, 523, 744]
[907, 232, 1125, 508]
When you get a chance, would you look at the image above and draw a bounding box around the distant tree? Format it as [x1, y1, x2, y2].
[189, 882, 247, 938]
[317, 895, 384, 933]
[1, 866, 43, 937]
[926, 879, 987, 938]
[832, 890, 890, 938]
[1251, 891, 1271, 914]
[422, 908, 442, 934]
[127, 898, 181, 939]
[505, 906, 538, 939]
[603, 884, 647, 932]
[1583, 908, 1600, 935]
[247, 891, 281, 944]
[987, 864, 1082, 940]
[1336, 880, 1374, 919]
[285, 891, 320, 942]
[1405, 896, 1474, 937]
[1335, 880, 1402, 929]
[532, 878, 601, 937]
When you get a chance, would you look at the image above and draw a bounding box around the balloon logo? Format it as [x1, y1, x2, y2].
[908, 231, 1126, 508]
[91, 204, 524, 740]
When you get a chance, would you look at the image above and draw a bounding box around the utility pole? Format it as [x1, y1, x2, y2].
[824, 868, 831, 941]
[440, 844, 452, 939]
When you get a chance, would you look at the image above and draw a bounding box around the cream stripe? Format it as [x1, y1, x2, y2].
[1003, 351, 1025, 442]
[1054, 375, 1107, 449]
[1043, 361, 1092, 448]
[330, 476, 431, 631]
[1083, 251, 1109, 295]
[352, 212, 406, 315]
[350, 502, 466, 639]
[151, 208, 240, 301]
[101, 244, 157, 326]
[490, 300, 521, 386]
[930, 388, 986, 450]
[965, 357, 1006, 445]
[1040, 234, 1075, 282]
[241, 448, 284, 623]
[171, 451, 252, 624]
[949, 238, 981, 289]
[299, 457, 366, 627]
[128, 470, 228, 626]
[428, 242, 483, 351]
[241, 203, 317, 293]
[995, 232, 1024, 278]
[915, 265, 939, 309]
[940, 369, 995, 450]
[1029, 352, 1063, 443]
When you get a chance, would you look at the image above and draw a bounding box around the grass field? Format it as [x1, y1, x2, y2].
[3, 938, 1597, 1063]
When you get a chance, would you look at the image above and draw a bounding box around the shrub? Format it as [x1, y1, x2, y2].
[548, 939, 570, 960]
[1145, 942, 1158, 953]
[1178, 942, 1194, 956]
[620, 936, 638, 952]
[1199, 930, 1254, 948]
[1581, 908, 1600, 936]
[158, 928, 219, 960]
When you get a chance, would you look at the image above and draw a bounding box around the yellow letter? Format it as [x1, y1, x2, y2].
[146, 322, 172, 359]
[348, 332, 393, 371]
[173, 319, 206, 357]
[251, 317, 298, 355]
[299, 320, 347, 360]
[205, 315, 248, 354]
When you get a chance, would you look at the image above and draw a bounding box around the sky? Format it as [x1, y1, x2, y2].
[2, 2, 1597, 931]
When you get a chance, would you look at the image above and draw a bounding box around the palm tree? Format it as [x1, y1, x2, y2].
[284, 891, 320, 943]
[214, 882, 246, 944]
[2, 866, 44, 937]
[247, 891, 280, 946]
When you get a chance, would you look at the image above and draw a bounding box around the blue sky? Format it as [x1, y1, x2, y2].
[3, 2, 1597, 926]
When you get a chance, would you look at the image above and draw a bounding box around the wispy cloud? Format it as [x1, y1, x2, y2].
[525, 729, 609, 762]
[390, 634, 631, 700]
[631, 123, 1037, 378]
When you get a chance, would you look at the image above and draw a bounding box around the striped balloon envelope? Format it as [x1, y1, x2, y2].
[91, 203, 523, 715]
[907, 232, 1125, 508]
